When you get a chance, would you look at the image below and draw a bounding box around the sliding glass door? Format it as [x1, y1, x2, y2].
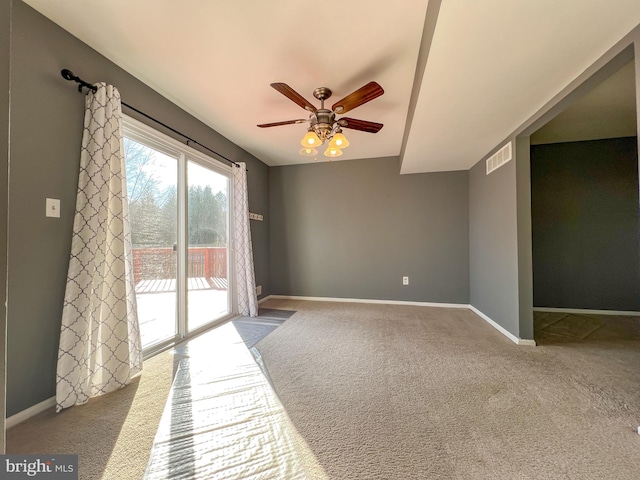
[124, 137, 179, 349]
[187, 161, 230, 332]
[123, 117, 232, 353]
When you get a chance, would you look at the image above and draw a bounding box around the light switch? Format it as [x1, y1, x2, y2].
[46, 198, 60, 218]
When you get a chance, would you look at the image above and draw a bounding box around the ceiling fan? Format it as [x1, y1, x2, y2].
[257, 81, 384, 158]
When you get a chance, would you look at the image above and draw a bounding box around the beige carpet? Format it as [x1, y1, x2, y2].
[256, 300, 640, 479]
[6, 348, 179, 480]
[7, 303, 640, 479]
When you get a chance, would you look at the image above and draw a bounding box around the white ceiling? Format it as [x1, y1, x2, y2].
[531, 60, 637, 145]
[23, 0, 640, 174]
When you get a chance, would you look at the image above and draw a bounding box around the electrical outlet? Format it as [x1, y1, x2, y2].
[256, 285, 262, 296]
[402, 276, 409, 285]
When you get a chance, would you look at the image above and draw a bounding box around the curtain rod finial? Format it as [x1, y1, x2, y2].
[61, 69, 75, 81]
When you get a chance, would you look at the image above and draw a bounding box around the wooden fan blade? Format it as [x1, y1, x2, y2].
[257, 119, 307, 128]
[332, 82, 384, 114]
[270, 83, 317, 112]
[339, 117, 383, 133]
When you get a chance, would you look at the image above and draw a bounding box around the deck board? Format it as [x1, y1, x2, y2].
[135, 277, 228, 294]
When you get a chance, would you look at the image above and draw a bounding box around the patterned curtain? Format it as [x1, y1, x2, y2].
[233, 163, 258, 317]
[56, 83, 142, 412]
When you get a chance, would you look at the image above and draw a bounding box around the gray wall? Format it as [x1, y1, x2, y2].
[464, 43, 640, 343]
[1, 0, 11, 454]
[636, 38, 640, 228]
[531, 137, 640, 311]
[269, 156, 469, 303]
[246, 164, 270, 299]
[6, 0, 270, 416]
[516, 137, 534, 339]
[469, 149, 521, 338]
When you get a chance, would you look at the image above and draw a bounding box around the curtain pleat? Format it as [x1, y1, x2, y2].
[233, 163, 258, 317]
[56, 83, 142, 412]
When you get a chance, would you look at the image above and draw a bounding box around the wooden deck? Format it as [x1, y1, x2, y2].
[135, 277, 228, 294]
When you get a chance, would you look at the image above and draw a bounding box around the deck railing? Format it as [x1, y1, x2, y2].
[132, 247, 227, 283]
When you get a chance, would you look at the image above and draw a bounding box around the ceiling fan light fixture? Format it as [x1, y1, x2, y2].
[299, 147, 318, 156]
[328, 130, 349, 149]
[260, 82, 384, 161]
[324, 146, 343, 158]
[301, 130, 321, 147]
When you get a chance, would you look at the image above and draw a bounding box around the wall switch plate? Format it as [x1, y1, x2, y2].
[46, 198, 60, 218]
[256, 285, 262, 295]
[402, 276, 409, 285]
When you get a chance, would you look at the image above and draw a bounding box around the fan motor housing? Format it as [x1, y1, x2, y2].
[310, 109, 335, 142]
[311, 109, 335, 126]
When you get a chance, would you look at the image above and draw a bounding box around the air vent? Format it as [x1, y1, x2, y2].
[486, 142, 512, 175]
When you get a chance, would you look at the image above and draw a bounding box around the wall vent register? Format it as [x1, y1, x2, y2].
[486, 141, 513, 175]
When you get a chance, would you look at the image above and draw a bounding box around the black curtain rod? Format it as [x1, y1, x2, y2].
[61, 69, 243, 170]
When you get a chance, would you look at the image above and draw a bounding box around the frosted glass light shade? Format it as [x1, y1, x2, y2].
[299, 147, 318, 156]
[329, 132, 349, 149]
[324, 147, 343, 157]
[301, 131, 321, 147]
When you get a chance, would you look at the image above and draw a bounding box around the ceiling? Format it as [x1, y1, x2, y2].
[23, 0, 640, 174]
[531, 60, 637, 145]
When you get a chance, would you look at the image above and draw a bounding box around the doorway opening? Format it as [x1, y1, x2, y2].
[529, 56, 639, 344]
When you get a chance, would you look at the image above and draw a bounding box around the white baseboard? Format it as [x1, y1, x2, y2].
[533, 307, 640, 317]
[265, 295, 535, 346]
[258, 295, 273, 305]
[6, 396, 56, 429]
[7, 300, 537, 426]
[266, 295, 468, 309]
[469, 306, 536, 346]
